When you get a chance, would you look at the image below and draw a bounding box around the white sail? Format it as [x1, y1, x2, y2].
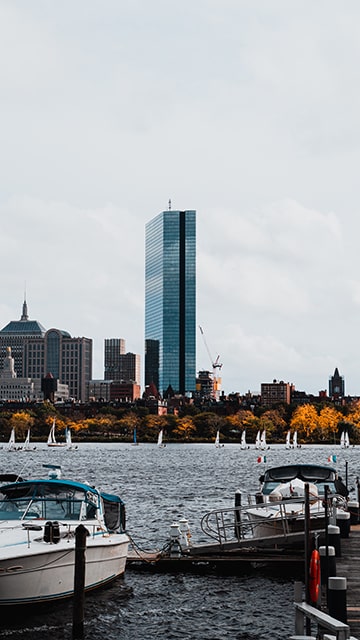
[66, 428, 72, 448]
[157, 429, 164, 447]
[23, 429, 31, 451]
[340, 431, 345, 448]
[260, 430, 267, 450]
[215, 430, 220, 448]
[47, 419, 56, 445]
[240, 430, 247, 449]
[7, 428, 16, 451]
[293, 431, 298, 448]
[285, 430, 291, 449]
[47, 419, 66, 447]
[255, 430, 261, 449]
[344, 431, 350, 448]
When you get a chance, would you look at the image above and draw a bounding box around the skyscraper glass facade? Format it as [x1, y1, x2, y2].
[145, 210, 196, 395]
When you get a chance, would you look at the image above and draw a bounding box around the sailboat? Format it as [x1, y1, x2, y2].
[240, 430, 248, 450]
[215, 430, 220, 448]
[157, 429, 166, 448]
[22, 429, 35, 451]
[340, 430, 350, 448]
[7, 428, 16, 451]
[255, 430, 261, 449]
[260, 430, 269, 450]
[47, 419, 66, 448]
[293, 430, 298, 448]
[131, 428, 139, 446]
[285, 430, 291, 449]
[65, 427, 77, 451]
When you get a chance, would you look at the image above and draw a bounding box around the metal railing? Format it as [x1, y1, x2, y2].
[200, 496, 333, 545]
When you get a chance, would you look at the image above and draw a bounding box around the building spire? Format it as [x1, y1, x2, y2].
[20, 296, 28, 321]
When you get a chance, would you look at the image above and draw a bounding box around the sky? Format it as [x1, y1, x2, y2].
[1, 1, 360, 396]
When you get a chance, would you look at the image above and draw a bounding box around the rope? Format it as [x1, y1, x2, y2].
[127, 532, 170, 563]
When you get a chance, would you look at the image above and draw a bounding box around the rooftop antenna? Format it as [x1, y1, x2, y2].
[168, 198, 172, 210]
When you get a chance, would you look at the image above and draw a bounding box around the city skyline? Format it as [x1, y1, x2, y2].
[2, 4, 360, 395]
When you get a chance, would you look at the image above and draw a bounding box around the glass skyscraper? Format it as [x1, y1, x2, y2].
[145, 209, 196, 396]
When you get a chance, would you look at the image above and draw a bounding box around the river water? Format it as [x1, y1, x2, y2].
[1, 442, 359, 639]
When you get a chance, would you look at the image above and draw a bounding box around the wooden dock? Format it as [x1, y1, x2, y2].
[336, 524, 360, 637]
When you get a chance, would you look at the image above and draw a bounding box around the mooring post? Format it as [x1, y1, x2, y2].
[72, 524, 87, 640]
[304, 483, 312, 636]
[234, 490, 241, 539]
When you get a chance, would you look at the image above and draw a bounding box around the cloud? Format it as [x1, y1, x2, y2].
[1, 2, 360, 396]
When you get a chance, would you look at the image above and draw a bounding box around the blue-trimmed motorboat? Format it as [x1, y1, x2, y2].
[0, 465, 129, 605]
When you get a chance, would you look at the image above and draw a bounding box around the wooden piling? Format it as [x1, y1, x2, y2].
[72, 524, 87, 640]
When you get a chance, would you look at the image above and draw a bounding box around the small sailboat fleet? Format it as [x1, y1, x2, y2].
[340, 430, 350, 448]
[285, 430, 299, 449]
[3, 428, 35, 452]
[254, 430, 269, 450]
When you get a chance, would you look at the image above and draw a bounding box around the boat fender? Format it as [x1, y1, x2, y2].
[121, 505, 126, 531]
[309, 549, 321, 603]
[43, 521, 61, 544]
[44, 521, 52, 543]
[52, 521, 60, 544]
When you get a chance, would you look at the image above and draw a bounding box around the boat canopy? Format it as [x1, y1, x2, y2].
[0, 479, 101, 522]
[263, 464, 336, 483]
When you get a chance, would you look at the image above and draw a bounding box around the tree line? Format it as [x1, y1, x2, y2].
[1, 401, 359, 444]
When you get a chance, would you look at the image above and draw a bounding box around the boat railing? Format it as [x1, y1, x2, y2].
[200, 495, 334, 546]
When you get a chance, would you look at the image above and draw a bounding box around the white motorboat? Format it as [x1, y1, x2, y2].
[245, 463, 348, 538]
[47, 419, 66, 447]
[0, 465, 129, 605]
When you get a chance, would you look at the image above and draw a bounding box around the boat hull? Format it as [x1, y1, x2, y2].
[0, 534, 128, 605]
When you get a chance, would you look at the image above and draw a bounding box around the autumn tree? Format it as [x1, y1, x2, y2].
[192, 412, 226, 440]
[290, 405, 319, 441]
[259, 410, 287, 441]
[143, 414, 169, 442]
[9, 411, 35, 440]
[316, 406, 343, 442]
[226, 410, 258, 441]
[172, 416, 196, 440]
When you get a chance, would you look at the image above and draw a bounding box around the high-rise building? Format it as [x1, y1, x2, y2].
[104, 339, 140, 384]
[104, 339, 126, 379]
[0, 301, 92, 402]
[145, 209, 196, 396]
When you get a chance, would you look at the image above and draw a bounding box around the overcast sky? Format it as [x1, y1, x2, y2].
[1, 1, 360, 396]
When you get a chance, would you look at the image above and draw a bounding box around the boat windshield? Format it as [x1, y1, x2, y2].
[0, 481, 99, 521]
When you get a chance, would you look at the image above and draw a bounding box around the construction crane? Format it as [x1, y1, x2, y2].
[199, 326, 222, 373]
